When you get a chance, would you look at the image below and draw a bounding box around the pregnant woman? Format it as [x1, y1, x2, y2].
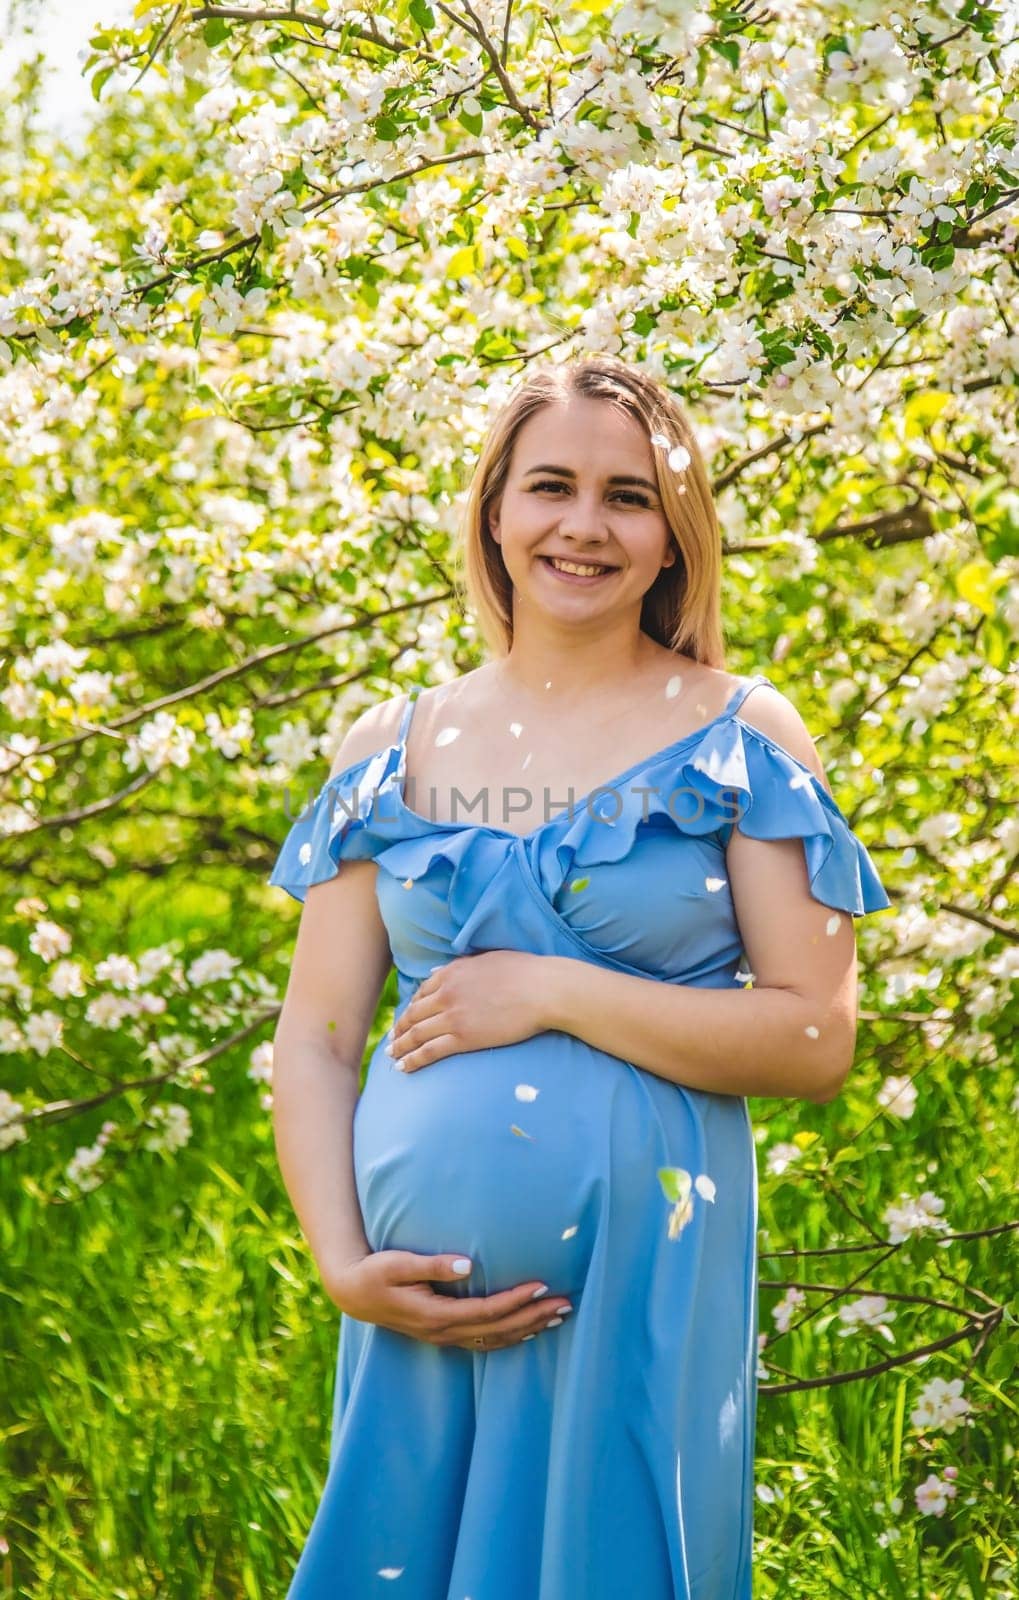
[267, 356, 891, 1599]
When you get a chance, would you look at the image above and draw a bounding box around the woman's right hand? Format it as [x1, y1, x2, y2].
[323, 1250, 573, 1351]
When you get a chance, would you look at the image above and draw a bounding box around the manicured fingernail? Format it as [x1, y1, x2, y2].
[452, 1258, 472, 1275]
[557, 1305, 573, 1316]
[546, 1316, 563, 1328]
[522, 1334, 536, 1341]
[530, 1285, 549, 1299]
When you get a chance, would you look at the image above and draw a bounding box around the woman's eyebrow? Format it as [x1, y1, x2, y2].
[522, 464, 659, 494]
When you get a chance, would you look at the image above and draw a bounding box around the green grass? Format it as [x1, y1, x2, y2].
[1, 1051, 1015, 1598]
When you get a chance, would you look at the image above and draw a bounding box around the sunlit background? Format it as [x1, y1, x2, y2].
[1, 0, 134, 141]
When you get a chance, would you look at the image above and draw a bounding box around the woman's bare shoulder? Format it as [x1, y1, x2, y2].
[325, 688, 412, 779]
[408, 665, 492, 724]
[731, 677, 834, 795]
[327, 670, 487, 778]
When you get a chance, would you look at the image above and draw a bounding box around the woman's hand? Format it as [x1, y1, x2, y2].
[325, 1250, 573, 1351]
[389, 952, 550, 1072]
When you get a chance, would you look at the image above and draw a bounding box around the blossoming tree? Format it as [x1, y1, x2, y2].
[1, 0, 1016, 1588]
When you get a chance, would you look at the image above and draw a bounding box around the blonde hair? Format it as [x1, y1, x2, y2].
[455, 355, 726, 667]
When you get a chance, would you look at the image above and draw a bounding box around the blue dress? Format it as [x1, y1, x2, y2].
[268, 672, 891, 1600]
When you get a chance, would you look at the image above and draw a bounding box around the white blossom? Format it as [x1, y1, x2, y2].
[910, 1376, 971, 1435]
[876, 1075, 917, 1118]
[883, 1190, 952, 1246]
[914, 1472, 958, 1517]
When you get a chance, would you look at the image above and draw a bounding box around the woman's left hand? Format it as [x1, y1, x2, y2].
[388, 952, 550, 1072]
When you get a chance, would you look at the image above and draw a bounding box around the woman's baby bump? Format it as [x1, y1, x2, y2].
[352, 1032, 653, 1299]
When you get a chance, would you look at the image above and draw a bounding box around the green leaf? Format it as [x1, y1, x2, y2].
[984, 1339, 1017, 1385]
[375, 116, 401, 141]
[657, 1166, 691, 1204]
[890, 1380, 906, 1479]
[409, 0, 435, 27]
[822, 35, 851, 61]
[708, 38, 740, 69]
[977, 615, 1011, 671]
[956, 559, 996, 616]
[921, 242, 955, 270]
[90, 65, 115, 103]
[203, 18, 229, 46]
[447, 245, 477, 278]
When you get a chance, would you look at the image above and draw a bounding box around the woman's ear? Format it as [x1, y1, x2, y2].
[488, 498, 501, 543]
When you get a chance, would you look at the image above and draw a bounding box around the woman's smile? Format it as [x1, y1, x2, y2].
[537, 553, 622, 585]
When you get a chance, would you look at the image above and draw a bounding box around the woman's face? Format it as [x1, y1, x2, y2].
[488, 395, 677, 618]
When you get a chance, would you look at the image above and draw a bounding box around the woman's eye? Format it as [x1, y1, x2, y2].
[529, 481, 650, 507]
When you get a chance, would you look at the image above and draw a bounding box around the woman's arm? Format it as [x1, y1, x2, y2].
[538, 902, 855, 1105]
[540, 689, 861, 1106]
[270, 701, 401, 1295]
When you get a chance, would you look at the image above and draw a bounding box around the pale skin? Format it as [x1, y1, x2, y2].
[272, 393, 862, 1352]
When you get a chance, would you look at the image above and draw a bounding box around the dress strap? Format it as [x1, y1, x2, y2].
[397, 685, 422, 748]
[723, 673, 774, 718]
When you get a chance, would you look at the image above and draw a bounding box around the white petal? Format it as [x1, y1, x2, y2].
[514, 1083, 539, 1101]
[694, 1173, 717, 1202]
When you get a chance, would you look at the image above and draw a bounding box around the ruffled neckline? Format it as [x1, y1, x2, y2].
[388, 699, 764, 844]
[271, 695, 892, 916]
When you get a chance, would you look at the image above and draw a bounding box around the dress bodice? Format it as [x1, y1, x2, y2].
[268, 673, 891, 994]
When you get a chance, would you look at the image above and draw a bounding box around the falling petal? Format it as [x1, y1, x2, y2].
[668, 444, 691, 473]
[805, 1025, 820, 1039]
[569, 876, 590, 893]
[704, 876, 727, 892]
[665, 675, 682, 699]
[544, 680, 552, 689]
[789, 771, 812, 791]
[667, 1196, 695, 1239]
[402, 878, 414, 889]
[510, 1124, 535, 1140]
[435, 726, 460, 747]
[694, 1173, 717, 1202]
[561, 1225, 579, 1240]
[378, 1569, 404, 1580]
[826, 914, 842, 936]
[522, 752, 533, 770]
[509, 722, 523, 737]
[658, 1166, 692, 1204]
[515, 1083, 540, 1101]
[298, 841, 312, 865]
[650, 431, 672, 449]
